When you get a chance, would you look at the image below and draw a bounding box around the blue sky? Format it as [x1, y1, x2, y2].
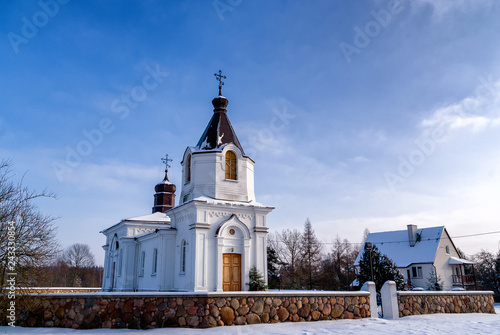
[2, 0, 500, 265]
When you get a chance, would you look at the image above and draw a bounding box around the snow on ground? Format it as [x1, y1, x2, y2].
[2, 304, 499, 335]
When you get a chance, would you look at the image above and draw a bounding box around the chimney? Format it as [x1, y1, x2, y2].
[407, 224, 418, 247]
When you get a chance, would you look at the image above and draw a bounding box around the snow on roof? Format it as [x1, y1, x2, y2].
[448, 257, 476, 265]
[124, 211, 171, 223]
[100, 212, 171, 234]
[354, 226, 444, 267]
[195, 104, 245, 154]
[193, 196, 274, 209]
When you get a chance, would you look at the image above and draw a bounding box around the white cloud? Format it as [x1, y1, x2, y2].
[411, 0, 494, 19]
[59, 161, 159, 192]
[351, 155, 370, 163]
[420, 78, 500, 135]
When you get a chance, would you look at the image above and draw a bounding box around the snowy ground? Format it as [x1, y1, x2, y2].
[2, 304, 499, 335]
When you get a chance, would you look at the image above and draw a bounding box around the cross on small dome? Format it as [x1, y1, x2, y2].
[214, 70, 226, 96]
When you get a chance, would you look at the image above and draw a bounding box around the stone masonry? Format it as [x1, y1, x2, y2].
[398, 293, 495, 317]
[11, 293, 371, 329]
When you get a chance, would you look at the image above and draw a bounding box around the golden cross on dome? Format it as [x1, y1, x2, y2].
[161, 154, 172, 172]
[214, 70, 226, 95]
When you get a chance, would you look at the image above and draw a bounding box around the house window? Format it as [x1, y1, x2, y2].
[225, 151, 237, 180]
[139, 251, 145, 277]
[412, 266, 423, 278]
[117, 250, 123, 277]
[180, 240, 187, 274]
[445, 245, 450, 254]
[186, 155, 191, 183]
[152, 248, 158, 275]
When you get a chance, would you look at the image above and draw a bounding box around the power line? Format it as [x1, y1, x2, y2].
[451, 230, 500, 239]
[268, 230, 500, 246]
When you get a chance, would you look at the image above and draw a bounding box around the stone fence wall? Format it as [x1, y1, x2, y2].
[17, 288, 102, 294]
[6, 291, 372, 329]
[397, 291, 496, 317]
[379, 281, 496, 319]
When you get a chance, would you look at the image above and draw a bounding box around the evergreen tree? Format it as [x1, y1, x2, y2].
[267, 247, 281, 289]
[425, 269, 444, 291]
[317, 257, 341, 290]
[300, 218, 322, 289]
[356, 244, 404, 291]
[248, 266, 267, 291]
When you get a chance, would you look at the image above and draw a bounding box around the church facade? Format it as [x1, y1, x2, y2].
[100, 88, 274, 292]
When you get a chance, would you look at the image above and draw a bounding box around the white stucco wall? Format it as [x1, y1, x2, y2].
[180, 144, 255, 204]
[102, 140, 272, 293]
[434, 230, 461, 290]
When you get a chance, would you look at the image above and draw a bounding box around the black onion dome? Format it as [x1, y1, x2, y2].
[196, 95, 245, 154]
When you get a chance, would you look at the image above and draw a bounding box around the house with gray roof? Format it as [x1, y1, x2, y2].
[354, 224, 476, 290]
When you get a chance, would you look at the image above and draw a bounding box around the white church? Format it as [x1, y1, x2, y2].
[100, 74, 274, 292]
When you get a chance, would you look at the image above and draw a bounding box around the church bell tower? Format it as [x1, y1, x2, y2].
[179, 70, 256, 204]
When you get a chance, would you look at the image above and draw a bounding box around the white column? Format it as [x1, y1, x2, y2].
[194, 231, 208, 291]
[102, 246, 110, 291]
[161, 230, 177, 290]
[121, 239, 137, 291]
[216, 237, 224, 292]
[243, 238, 250, 291]
[381, 280, 399, 319]
[360, 281, 378, 318]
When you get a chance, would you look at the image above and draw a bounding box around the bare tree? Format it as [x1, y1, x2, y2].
[0, 160, 59, 288]
[269, 229, 304, 289]
[62, 243, 96, 286]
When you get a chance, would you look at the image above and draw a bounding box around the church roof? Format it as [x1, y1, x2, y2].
[195, 95, 245, 154]
[123, 211, 171, 223]
[123, 212, 170, 223]
[99, 212, 171, 234]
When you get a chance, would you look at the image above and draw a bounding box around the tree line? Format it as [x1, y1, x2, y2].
[1, 159, 499, 300]
[0, 160, 102, 290]
[267, 218, 364, 290]
[268, 218, 500, 302]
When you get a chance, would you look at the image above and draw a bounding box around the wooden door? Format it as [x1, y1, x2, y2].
[223, 253, 241, 291]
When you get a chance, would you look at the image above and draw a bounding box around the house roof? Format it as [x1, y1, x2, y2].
[354, 226, 445, 268]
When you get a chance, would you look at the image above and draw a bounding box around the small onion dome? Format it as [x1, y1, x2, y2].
[212, 95, 228, 112]
[155, 172, 176, 193]
[152, 170, 176, 213]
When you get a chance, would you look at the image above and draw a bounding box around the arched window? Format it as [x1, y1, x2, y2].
[225, 151, 237, 180]
[152, 248, 158, 275]
[139, 251, 145, 277]
[180, 240, 187, 273]
[186, 154, 191, 183]
[118, 250, 123, 276]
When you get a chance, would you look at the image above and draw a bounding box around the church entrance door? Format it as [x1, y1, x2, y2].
[222, 253, 241, 291]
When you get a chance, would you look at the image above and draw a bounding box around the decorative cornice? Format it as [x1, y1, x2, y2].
[254, 227, 269, 233]
[189, 222, 211, 230]
[208, 211, 253, 220]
